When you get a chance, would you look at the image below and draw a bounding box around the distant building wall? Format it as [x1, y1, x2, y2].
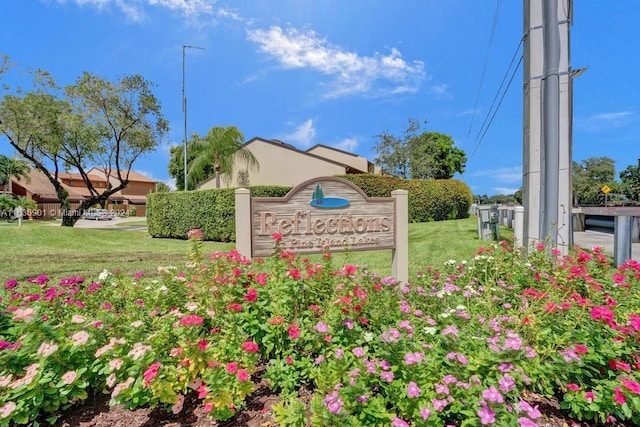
[199, 139, 347, 189]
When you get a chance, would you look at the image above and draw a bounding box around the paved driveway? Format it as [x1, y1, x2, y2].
[73, 216, 147, 231]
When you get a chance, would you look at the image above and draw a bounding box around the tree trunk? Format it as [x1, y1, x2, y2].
[62, 211, 81, 227]
[215, 158, 221, 189]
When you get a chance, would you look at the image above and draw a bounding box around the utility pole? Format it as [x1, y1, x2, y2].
[182, 45, 205, 191]
[522, 0, 573, 254]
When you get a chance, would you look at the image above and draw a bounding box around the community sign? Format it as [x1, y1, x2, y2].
[250, 177, 396, 257]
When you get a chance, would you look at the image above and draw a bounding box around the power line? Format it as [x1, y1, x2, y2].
[467, 0, 503, 139]
[468, 52, 523, 160]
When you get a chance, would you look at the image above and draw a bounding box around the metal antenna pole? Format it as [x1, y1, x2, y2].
[182, 45, 205, 191]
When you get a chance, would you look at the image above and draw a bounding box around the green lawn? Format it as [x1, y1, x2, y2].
[0, 217, 511, 283]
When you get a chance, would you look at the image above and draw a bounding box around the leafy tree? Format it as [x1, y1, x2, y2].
[0, 154, 31, 194]
[155, 181, 172, 193]
[374, 118, 466, 179]
[168, 143, 215, 191]
[572, 157, 617, 205]
[0, 70, 168, 226]
[619, 158, 640, 201]
[187, 126, 259, 189]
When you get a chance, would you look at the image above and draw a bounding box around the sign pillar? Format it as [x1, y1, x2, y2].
[391, 190, 408, 284]
[234, 188, 251, 259]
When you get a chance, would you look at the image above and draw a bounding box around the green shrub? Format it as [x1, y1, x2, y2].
[339, 174, 472, 222]
[147, 186, 290, 241]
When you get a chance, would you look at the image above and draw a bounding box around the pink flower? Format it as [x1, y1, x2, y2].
[391, 417, 410, 427]
[237, 369, 249, 382]
[442, 325, 459, 336]
[322, 390, 343, 414]
[226, 362, 238, 374]
[315, 322, 329, 333]
[61, 370, 77, 385]
[171, 394, 185, 414]
[622, 379, 640, 394]
[380, 371, 395, 382]
[519, 401, 541, 419]
[404, 352, 425, 365]
[420, 407, 432, 420]
[227, 303, 243, 312]
[584, 391, 595, 402]
[243, 288, 258, 302]
[609, 359, 631, 371]
[566, 383, 581, 391]
[503, 333, 523, 351]
[187, 229, 203, 240]
[36, 341, 58, 357]
[498, 374, 516, 393]
[288, 323, 301, 339]
[614, 387, 627, 404]
[0, 401, 17, 419]
[143, 362, 162, 387]
[70, 330, 90, 346]
[435, 383, 450, 395]
[198, 339, 208, 351]
[407, 381, 421, 397]
[477, 405, 496, 425]
[352, 347, 365, 357]
[272, 232, 282, 242]
[179, 315, 204, 326]
[518, 418, 539, 427]
[241, 341, 259, 353]
[482, 386, 504, 403]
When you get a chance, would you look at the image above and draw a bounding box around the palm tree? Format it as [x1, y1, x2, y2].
[187, 126, 259, 189]
[0, 155, 31, 194]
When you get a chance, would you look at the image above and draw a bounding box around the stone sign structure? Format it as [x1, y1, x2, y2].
[235, 177, 408, 283]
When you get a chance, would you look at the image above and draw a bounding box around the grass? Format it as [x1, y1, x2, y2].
[0, 217, 511, 283]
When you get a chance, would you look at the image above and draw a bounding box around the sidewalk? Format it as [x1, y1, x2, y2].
[573, 230, 640, 261]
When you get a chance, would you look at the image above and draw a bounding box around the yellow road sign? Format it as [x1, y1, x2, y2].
[601, 185, 611, 194]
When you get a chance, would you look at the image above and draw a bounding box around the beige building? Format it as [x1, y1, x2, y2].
[197, 137, 380, 189]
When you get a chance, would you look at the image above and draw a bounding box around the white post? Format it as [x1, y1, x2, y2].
[391, 190, 408, 284]
[234, 188, 251, 259]
[514, 206, 525, 249]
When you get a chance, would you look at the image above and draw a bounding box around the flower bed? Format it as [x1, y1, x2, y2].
[1, 233, 640, 426]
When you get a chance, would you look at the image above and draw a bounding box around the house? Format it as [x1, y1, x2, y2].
[9, 168, 156, 218]
[197, 137, 380, 190]
[88, 168, 157, 216]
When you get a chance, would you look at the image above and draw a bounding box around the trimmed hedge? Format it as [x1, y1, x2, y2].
[147, 177, 472, 241]
[338, 174, 472, 222]
[147, 186, 290, 241]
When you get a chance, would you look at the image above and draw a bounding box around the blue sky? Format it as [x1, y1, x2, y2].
[1, 1, 639, 196]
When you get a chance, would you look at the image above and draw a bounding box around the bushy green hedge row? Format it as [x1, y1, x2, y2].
[338, 174, 472, 222]
[147, 176, 472, 241]
[147, 186, 291, 241]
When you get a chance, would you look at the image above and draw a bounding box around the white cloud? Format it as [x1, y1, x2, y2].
[246, 26, 426, 98]
[332, 137, 358, 153]
[283, 119, 316, 148]
[584, 111, 633, 128]
[55, 0, 215, 22]
[493, 187, 520, 195]
[429, 83, 450, 99]
[473, 166, 522, 183]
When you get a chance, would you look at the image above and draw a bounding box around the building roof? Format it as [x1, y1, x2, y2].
[12, 170, 85, 202]
[306, 143, 361, 158]
[245, 137, 354, 169]
[88, 167, 157, 183]
[58, 172, 108, 184]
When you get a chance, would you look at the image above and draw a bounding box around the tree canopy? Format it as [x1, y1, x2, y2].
[373, 118, 466, 179]
[619, 158, 640, 201]
[572, 156, 617, 205]
[0, 66, 168, 226]
[0, 154, 31, 194]
[168, 126, 258, 190]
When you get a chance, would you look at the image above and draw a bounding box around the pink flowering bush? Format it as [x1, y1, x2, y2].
[1, 237, 640, 425]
